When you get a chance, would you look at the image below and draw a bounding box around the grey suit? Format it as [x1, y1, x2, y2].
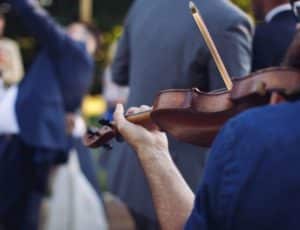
[108, 0, 253, 227]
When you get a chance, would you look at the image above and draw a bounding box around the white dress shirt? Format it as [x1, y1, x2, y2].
[0, 83, 86, 137]
[0, 84, 20, 134]
[265, 3, 292, 23]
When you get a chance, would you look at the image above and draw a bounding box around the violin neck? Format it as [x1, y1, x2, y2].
[126, 110, 152, 126]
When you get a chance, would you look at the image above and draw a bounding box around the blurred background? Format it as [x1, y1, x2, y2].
[4, 0, 251, 121]
[2, 0, 252, 194]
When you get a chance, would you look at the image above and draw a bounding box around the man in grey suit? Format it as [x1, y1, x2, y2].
[107, 0, 253, 229]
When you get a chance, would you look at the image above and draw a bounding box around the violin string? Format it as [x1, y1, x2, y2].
[189, 1, 233, 90]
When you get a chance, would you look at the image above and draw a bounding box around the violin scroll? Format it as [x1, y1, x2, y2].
[83, 123, 117, 149]
[83, 111, 153, 149]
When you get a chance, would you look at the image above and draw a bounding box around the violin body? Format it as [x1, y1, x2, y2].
[84, 67, 300, 148]
[151, 67, 300, 146]
[151, 88, 234, 147]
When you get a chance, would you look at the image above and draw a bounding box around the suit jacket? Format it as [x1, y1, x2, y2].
[252, 11, 297, 71]
[0, 0, 93, 226]
[108, 0, 253, 222]
[13, 0, 94, 154]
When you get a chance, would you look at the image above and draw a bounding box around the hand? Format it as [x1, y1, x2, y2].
[65, 113, 75, 135]
[0, 49, 10, 66]
[114, 104, 169, 156]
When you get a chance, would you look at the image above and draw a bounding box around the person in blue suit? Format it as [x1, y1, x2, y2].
[252, 0, 297, 71]
[0, 0, 99, 229]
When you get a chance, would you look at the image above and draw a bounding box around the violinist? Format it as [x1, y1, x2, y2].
[112, 29, 300, 229]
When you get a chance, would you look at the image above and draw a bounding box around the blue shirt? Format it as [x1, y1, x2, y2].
[185, 100, 300, 230]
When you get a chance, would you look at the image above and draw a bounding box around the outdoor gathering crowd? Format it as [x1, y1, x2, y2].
[0, 0, 300, 230]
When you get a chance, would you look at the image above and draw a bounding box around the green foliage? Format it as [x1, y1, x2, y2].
[231, 0, 252, 14]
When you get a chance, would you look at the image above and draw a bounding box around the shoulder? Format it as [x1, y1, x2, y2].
[202, 1, 254, 39]
[219, 1, 253, 30]
[222, 101, 300, 148]
[256, 12, 296, 36]
[208, 101, 300, 185]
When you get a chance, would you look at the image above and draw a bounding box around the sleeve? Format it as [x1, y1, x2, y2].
[208, 19, 253, 90]
[184, 121, 237, 229]
[10, 0, 74, 56]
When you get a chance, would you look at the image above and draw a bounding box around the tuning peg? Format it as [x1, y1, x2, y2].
[98, 119, 113, 127]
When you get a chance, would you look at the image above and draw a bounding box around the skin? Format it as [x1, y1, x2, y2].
[0, 16, 9, 67]
[0, 16, 5, 37]
[251, 0, 289, 21]
[67, 23, 97, 55]
[113, 93, 286, 230]
[114, 104, 194, 230]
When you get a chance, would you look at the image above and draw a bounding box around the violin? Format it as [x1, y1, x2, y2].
[84, 67, 300, 148]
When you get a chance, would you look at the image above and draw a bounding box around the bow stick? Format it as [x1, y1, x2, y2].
[189, 1, 233, 90]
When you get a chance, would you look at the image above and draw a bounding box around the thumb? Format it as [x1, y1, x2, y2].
[114, 104, 127, 130]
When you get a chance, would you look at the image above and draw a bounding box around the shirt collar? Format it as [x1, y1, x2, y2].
[265, 3, 292, 23]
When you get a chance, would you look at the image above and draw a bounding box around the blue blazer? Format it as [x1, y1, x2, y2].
[252, 11, 297, 71]
[13, 0, 94, 152]
[0, 1, 94, 226]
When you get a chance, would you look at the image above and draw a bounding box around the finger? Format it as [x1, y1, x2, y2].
[127, 105, 152, 115]
[140, 105, 152, 112]
[126, 107, 140, 115]
[114, 104, 126, 127]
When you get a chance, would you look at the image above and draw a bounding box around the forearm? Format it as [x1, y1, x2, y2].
[114, 104, 195, 229]
[136, 147, 195, 230]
